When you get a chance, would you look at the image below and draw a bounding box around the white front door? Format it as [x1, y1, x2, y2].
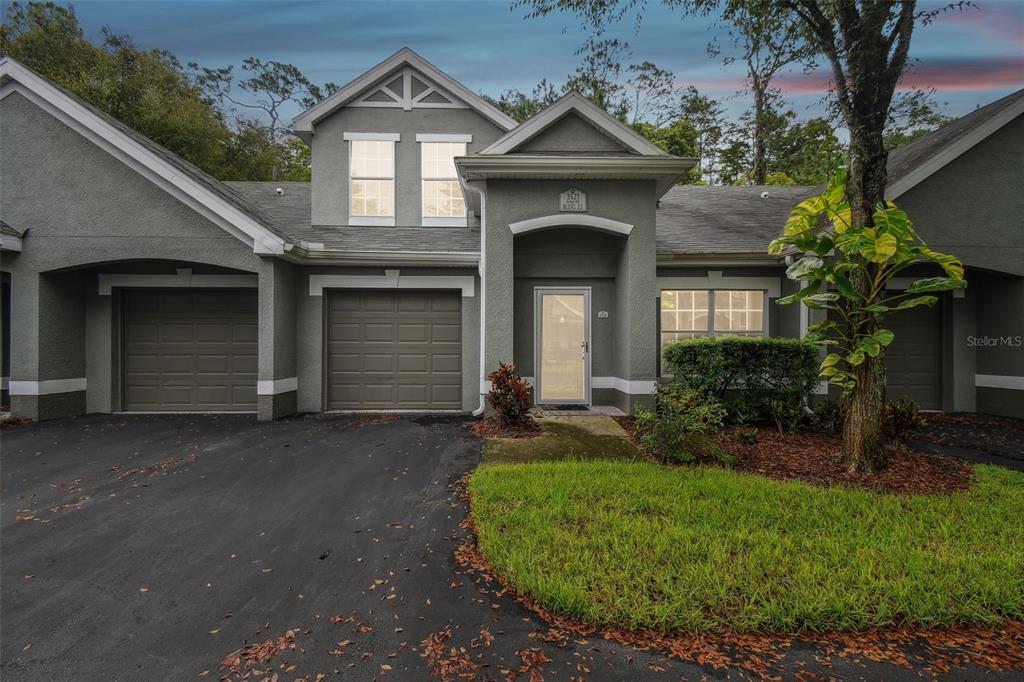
[535, 288, 590, 404]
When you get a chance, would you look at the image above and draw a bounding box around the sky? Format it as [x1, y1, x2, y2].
[60, 0, 1024, 125]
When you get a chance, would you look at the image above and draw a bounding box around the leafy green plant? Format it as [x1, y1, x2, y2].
[736, 426, 758, 446]
[766, 393, 805, 435]
[811, 399, 844, 436]
[484, 362, 532, 425]
[634, 384, 732, 466]
[662, 336, 819, 424]
[884, 398, 925, 443]
[769, 169, 965, 470]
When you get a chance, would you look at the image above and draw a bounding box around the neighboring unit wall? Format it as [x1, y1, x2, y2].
[0, 89, 264, 420]
[973, 272, 1024, 418]
[311, 107, 504, 226]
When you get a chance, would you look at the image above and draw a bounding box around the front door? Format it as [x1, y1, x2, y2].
[535, 288, 590, 404]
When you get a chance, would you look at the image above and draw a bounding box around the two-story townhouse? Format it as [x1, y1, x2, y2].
[1, 49, 1021, 421]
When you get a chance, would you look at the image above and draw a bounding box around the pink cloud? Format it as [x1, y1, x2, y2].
[775, 56, 1024, 94]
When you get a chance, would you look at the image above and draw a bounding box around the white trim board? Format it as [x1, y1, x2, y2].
[98, 269, 257, 295]
[257, 377, 298, 395]
[294, 48, 517, 135]
[416, 133, 472, 143]
[975, 374, 1024, 391]
[0, 233, 23, 251]
[657, 273, 781, 298]
[0, 58, 287, 255]
[308, 269, 475, 297]
[343, 132, 400, 141]
[510, 214, 633, 236]
[9, 378, 87, 395]
[480, 92, 668, 157]
[887, 94, 1024, 200]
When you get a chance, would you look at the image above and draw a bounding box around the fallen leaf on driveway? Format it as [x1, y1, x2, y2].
[139, 586, 149, 593]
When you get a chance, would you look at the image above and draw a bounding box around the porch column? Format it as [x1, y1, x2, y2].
[615, 219, 658, 413]
[257, 259, 298, 421]
[9, 270, 88, 420]
[482, 194, 515, 400]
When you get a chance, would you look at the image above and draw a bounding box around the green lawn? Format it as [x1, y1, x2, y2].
[482, 418, 642, 464]
[470, 461, 1024, 633]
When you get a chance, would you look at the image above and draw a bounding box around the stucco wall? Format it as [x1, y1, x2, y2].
[484, 179, 658, 411]
[897, 113, 1024, 277]
[311, 106, 504, 226]
[974, 272, 1024, 418]
[516, 113, 632, 154]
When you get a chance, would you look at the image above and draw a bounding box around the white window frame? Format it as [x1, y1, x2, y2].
[345, 132, 399, 226]
[659, 288, 769, 345]
[417, 134, 470, 227]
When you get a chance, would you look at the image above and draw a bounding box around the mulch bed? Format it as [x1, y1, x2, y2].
[1, 416, 32, 430]
[614, 418, 974, 495]
[469, 416, 542, 439]
[449, 475, 1024, 680]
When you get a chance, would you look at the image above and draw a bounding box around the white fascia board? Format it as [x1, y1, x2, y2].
[309, 269, 475, 297]
[257, 377, 298, 395]
[416, 133, 473, 143]
[479, 92, 668, 156]
[10, 378, 87, 395]
[0, 61, 287, 255]
[343, 132, 401, 141]
[294, 48, 517, 134]
[510, 214, 632, 236]
[98, 269, 258, 295]
[975, 374, 1024, 390]
[0, 234, 23, 251]
[886, 95, 1024, 200]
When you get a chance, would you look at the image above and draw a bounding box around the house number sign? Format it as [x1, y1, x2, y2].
[559, 188, 587, 212]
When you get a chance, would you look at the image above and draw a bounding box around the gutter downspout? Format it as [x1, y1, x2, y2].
[464, 181, 488, 416]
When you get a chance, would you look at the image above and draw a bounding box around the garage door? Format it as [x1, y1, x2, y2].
[123, 290, 258, 411]
[885, 302, 941, 409]
[327, 291, 462, 409]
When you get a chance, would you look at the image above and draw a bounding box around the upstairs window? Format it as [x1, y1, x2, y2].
[660, 289, 765, 349]
[421, 141, 466, 225]
[348, 135, 397, 225]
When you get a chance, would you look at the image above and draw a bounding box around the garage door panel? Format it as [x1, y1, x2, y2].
[123, 290, 257, 412]
[885, 303, 940, 409]
[327, 291, 462, 409]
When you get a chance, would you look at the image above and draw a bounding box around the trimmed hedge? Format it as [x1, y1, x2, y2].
[663, 336, 819, 422]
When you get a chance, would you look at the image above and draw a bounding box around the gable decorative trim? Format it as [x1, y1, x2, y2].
[294, 48, 517, 136]
[0, 57, 288, 255]
[509, 214, 633, 236]
[479, 92, 669, 157]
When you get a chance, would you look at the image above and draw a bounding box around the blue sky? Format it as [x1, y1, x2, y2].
[65, 0, 1024, 124]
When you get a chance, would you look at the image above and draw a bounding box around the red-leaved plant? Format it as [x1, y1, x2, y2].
[485, 362, 532, 425]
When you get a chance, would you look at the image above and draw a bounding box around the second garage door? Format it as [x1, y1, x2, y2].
[123, 290, 258, 411]
[327, 291, 462, 410]
[885, 302, 941, 409]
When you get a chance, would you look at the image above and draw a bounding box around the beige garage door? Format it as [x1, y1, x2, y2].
[885, 302, 941, 409]
[123, 290, 258, 411]
[327, 291, 462, 410]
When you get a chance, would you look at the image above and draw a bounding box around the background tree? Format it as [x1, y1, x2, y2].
[884, 86, 954, 149]
[711, 0, 815, 184]
[679, 87, 726, 183]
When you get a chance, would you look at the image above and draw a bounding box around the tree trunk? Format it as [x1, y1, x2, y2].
[842, 96, 891, 471]
[751, 83, 767, 184]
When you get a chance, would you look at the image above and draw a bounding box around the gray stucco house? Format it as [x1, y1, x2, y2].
[1, 49, 1022, 421]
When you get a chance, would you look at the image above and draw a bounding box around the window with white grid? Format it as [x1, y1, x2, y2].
[660, 289, 765, 350]
[421, 142, 466, 218]
[350, 140, 394, 217]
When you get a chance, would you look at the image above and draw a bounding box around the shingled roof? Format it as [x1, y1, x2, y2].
[656, 185, 815, 256]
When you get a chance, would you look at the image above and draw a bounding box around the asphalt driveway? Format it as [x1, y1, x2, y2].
[2, 414, 1018, 681]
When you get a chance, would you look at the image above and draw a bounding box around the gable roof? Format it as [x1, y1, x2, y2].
[0, 56, 289, 254]
[656, 185, 816, 257]
[478, 92, 669, 156]
[886, 88, 1024, 199]
[293, 48, 517, 138]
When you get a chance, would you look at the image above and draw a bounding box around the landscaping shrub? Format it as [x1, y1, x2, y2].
[635, 384, 732, 466]
[663, 336, 819, 423]
[811, 398, 844, 435]
[885, 397, 924, 443]
[484, 362, 532, 425]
